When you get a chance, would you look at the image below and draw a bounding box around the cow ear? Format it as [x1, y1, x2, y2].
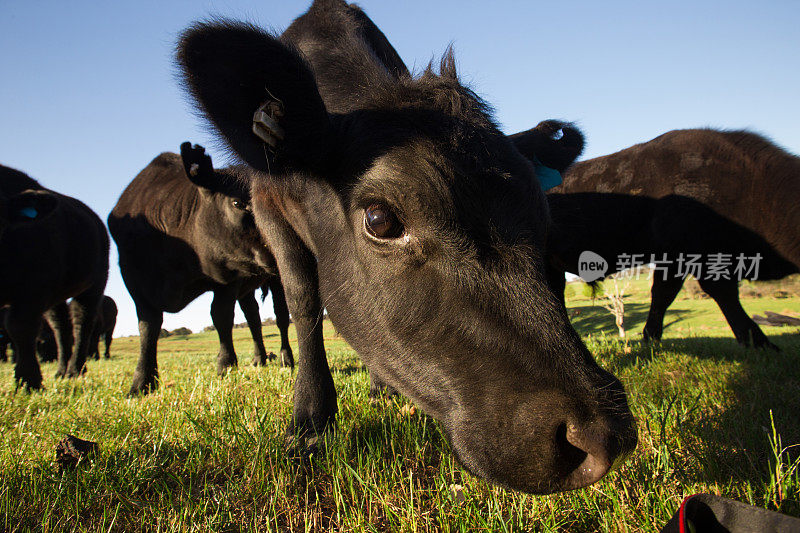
[180, 142, 216, 192]
[8, 190, 58, 223]
[177, 20, 335, 177]
[510, 120, 585, 173]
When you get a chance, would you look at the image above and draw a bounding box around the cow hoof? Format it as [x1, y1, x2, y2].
[746, 338, 780, 351]
[279, 349, 294, 370]
[15, 373, 43, 391]
[285, 424, 331, 461]
[252, 351, 274, 367]
[641, 331, 662, 344]
[284, 409, 336, 458]
[286, 433, 325, 461]
[54, 367, 68, 379]
[128, 373, 158, 396]
[216, 363, 238, 377]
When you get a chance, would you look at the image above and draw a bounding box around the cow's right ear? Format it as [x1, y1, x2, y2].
[177, 21, 335, 177]
[180, 142, 216, 191]
[8, 190, 58, 223]
[510, 120, 585, 173]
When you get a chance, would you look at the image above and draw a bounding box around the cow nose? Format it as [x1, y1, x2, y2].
[561, 416, 637, 489]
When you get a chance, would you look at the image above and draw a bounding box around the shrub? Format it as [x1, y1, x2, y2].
[563, 284, 576, 300]
[582, 281, 603, 300]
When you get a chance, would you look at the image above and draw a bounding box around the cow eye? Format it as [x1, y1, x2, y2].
[232, 199, 247, 210]
[364, 203, 403, 239]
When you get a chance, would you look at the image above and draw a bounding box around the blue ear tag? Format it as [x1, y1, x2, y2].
[534, 161, 562, 191]
[19, 207, 39, 219]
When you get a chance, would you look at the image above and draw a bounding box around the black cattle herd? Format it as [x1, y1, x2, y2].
[0, 0, 797, 495]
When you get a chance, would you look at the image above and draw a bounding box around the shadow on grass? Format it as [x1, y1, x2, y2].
[568, 302, 691, 336]
[683, 333, 800, 481]
[618, 332, 800, 514]
[331, 363, 367, 376]
[342, 410, 450, 495]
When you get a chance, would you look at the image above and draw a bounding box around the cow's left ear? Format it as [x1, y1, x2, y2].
[8, 190, 58, 223]
[177, 20, 334, 178]
[180, 142, 217, 192]
[510, 120, 585, 173]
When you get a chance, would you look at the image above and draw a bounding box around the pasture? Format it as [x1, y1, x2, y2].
[2, 277, 799, 531]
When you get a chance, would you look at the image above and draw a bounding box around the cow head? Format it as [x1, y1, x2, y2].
[0, 172, 58, 241]
[177, 142, 271, 273]
[510, 120, 585, 174]
[180, 141, 253, 226]
[176, 11, 636, 494]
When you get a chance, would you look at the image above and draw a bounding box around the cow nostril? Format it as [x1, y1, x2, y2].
[554, 422, 589, 475]
[562, 422, 614, 489]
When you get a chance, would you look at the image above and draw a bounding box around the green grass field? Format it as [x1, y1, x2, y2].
[2, 277, 799, 531]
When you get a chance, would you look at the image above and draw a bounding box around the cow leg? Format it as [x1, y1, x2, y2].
[103, 329, 113, 359]
[47, 302, 74, 378]
[697, 278, 778, 350]
[66, 289, 103, 377]
[211, 286, 239, 375]
[238, 291, 270, 366]
[260, 224, 334, 451]
[130, 302, 162, 395]
[269, 278, 295, 369]
[5, 307, 43, 390]
[0, 333, 8, 363]
[35, 320, 57, 363]
[642, 275, 685, 342]
[88, 319, 102, 360]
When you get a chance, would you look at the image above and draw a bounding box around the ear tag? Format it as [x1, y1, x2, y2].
[252, 100, 285, 148]
[19, 207, 39, 219]
[533, 159, 562, 191]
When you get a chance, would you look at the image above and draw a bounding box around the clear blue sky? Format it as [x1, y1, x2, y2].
[2, 0, 798, 336]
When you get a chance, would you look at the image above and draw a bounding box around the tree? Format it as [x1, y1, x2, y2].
[602, 274, 630, 338]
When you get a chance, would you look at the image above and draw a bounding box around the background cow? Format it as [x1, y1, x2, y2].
[109, 142, 293, 396]
[0, 309, 60, 364]
[528, 129, 800, 348]
[175, 0, 636, 494]
[88, 295, 117, 360]
[35, 318, 58, 362]
[259, 282, 294, 371]
[0, 165, 109, 389]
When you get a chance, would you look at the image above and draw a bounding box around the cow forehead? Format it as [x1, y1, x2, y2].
[353, 140, 544, 232]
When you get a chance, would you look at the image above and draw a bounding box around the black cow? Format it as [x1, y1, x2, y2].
[174, 0, 637, 493]
[259, 281, 294, 369]
[540, 129, 800, 348]
[36, 317, 58, 362]
[89, 295, 118, 360]
[0, 308, 60, 364]
[109, 142, 294, 396]
[0, 308, 8, 362]
[0, 165, 109, 389]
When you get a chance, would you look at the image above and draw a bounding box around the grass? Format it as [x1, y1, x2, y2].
[1, 276, 799, 531]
